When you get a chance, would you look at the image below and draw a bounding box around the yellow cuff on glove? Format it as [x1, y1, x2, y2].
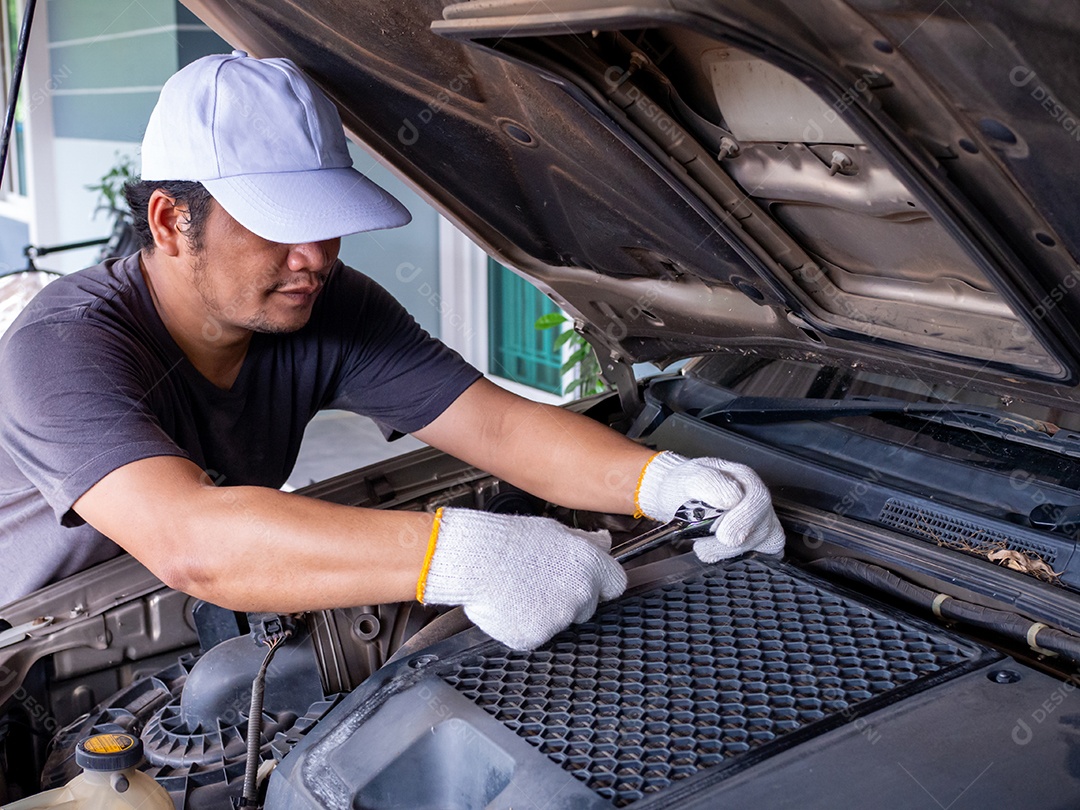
[416, 507, 444, 603]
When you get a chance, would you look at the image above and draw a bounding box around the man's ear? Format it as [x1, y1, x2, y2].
[146, 190, 190, 257]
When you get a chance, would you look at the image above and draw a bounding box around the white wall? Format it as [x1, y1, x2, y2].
[39, 137, 135, 274]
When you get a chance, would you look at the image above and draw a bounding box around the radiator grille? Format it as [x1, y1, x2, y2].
[440, 558, 975, 806]
[879, 498, 1058, 563]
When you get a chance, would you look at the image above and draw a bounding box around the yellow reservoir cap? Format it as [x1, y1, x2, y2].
[80, 733, 137, 755]
[75, 732, 143, 772]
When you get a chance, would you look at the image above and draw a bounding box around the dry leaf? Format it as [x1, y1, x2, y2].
[987, 548, 1063, 583]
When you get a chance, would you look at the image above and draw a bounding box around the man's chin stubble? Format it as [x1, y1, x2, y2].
[242, 313, 310, 335]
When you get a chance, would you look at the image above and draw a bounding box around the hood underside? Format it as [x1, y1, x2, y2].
[184, 0, 1080, 399]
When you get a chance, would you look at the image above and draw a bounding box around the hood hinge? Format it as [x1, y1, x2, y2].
[599, 349, 643, 419]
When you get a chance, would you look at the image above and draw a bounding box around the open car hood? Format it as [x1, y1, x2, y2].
[184, 0, 1080, 400]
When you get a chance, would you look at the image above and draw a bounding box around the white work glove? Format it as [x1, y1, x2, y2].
[417, 508, 628, 650]
[636, 452, 785, 562]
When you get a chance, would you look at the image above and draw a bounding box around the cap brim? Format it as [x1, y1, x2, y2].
[203, 166, 412, 243]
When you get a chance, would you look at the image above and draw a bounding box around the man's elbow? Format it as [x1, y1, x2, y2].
[148, 524, 265, 610]
[139, 535, 222, 601]
[156, 553, 275, 613]
[153, 549, 209, 595]
[112, 502, 231, 601]
[73, 457, 228, 595]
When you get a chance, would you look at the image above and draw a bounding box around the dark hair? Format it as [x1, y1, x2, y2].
[123, 180, 214, 253]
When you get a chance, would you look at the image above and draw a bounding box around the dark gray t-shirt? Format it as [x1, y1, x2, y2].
[0, 253, 482, 605]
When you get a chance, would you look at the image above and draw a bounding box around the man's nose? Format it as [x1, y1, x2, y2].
[287, 238, 340, 272]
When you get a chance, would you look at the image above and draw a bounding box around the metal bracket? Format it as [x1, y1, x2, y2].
[600, 352, 643, 419]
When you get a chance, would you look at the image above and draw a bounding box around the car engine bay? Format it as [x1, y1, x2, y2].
[4, 362, 1080, 807]
[3, 0, 1080, 804]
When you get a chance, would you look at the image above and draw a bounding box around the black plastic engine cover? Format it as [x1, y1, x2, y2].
[264, 553, 1080, 808]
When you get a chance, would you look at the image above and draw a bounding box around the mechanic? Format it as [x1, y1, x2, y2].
[0, 52, 784, 649]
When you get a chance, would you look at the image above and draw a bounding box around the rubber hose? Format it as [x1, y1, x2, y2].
[811, 556, 1080, 663]
[241, 638, 282, 807]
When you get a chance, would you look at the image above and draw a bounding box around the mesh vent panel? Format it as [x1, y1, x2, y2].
[879, 498, 1057, 563]
[440, 558, 975, 806]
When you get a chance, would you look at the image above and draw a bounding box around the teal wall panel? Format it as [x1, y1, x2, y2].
[51, 31, 190, 90]
[45, 0, 227, 141]
[177, 30, 229, 66]
[47, 0, 177, 43]
[52, 92, 161, 141]
[176, 5, 207, 26]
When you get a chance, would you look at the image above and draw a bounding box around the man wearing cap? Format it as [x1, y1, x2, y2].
[0, 52, 784, 650]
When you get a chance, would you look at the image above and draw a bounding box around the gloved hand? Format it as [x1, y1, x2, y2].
[417, 508, 627, 650]
[635, 451, 785, 562]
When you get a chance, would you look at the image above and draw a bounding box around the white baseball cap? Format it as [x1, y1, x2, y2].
[140, 50, 411, 243]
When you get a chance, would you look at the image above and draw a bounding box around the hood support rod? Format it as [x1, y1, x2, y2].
[0, 0, 37, 189]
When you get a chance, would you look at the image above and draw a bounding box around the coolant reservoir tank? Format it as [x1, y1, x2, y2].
[2, 733, 173, 810]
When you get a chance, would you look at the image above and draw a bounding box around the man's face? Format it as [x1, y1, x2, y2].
[184, 199, 341, 335]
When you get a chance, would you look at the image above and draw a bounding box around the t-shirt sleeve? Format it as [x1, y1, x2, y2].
[323, 269, 483, 435]
[0, 318, 189, 527]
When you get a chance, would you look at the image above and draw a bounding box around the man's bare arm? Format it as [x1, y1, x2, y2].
[73, 379, 655, 614]
[73, 455, 433, 612]
[415, 378, 655, 515]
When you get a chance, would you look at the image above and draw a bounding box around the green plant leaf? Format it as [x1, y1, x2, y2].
[534, 312, 567, 330]
[566, 376, 606, 395]
[561, 347, 590, 373]
[85, 153, 136, 213]
[552, 329, 575, 350]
